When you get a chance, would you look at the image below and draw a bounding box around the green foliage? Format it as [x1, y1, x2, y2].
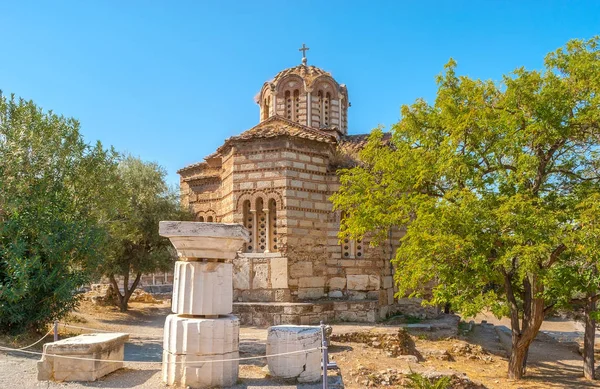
[102, 155, 193, 311]
[332, 37, 600, 377]
[406, 373, 451, 389]
[0, 93, 121, 334]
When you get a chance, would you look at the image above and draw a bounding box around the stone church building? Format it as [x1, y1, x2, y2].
[178, 50, 427, 325]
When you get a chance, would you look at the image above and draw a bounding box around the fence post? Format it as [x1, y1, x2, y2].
[320, 321, 328, 389]
[53, 321, 58, 342]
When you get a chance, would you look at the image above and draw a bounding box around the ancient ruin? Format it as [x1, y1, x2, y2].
[159, 221, 249, 388]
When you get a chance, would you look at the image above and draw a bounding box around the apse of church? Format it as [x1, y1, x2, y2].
[177, 46, 430, 325]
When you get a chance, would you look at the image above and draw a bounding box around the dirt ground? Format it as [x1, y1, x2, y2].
[1, 299, 599, 388]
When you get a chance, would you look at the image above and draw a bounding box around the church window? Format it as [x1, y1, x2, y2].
[342, 237, 363, 258]
[207, 216, 214, 222]
[317, 91, 323, 126]
[242, 196, 279, 253]
[324, 92, 331, 126]
[285, 91, 292, 120]
[268, 199, 278, 252]
[243, 200, 252, 252]
[262, 96, 270, 121]
[293, 89, 300, 123]
[256, 198, 267, 252]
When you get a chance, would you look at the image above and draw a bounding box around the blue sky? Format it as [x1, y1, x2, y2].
[0, 1, 598, 186]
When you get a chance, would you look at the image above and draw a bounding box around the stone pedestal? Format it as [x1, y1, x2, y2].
[37, 333, 129, 382]
[159, 221, 249, 388]
[266, 325, 321, 383]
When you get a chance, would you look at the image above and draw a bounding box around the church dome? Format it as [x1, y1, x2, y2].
[256, 46, 349, 134]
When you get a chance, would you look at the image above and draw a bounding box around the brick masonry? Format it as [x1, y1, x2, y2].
[177, 62, 437, 325]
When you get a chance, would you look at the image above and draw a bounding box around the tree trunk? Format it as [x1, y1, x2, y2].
[504, 272, 545, 380]
[583, 297, 596, 380]
[508, 340, 528, 380]
[119, 272, 142, 312]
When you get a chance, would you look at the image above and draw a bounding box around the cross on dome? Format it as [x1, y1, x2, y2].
[299, 43, 309, 65]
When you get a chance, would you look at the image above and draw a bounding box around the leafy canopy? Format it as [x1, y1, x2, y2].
[0, 93, 121, 333]
[332, 37, 600, 318]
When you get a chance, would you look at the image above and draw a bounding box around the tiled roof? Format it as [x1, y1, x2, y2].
[271, 64, 331, 85]
[339, 132, 392, 153]
[178, 117, 336, 173]
[332, 132, 393, 168]
[218, 116, 336, 150]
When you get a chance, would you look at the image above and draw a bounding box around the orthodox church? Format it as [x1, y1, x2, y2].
[178, 46, 431, 325]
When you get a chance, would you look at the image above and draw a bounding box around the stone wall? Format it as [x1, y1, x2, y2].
[179, 134, 428, 323]
[233, 300, 383, 327]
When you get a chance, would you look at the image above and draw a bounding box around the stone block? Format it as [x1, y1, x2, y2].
[159, 221, 249, 260]
[253, 263, 269, 289]
[172, 261, 232, 315]
[266, 326, 321, 383]
[233, 257, 250, 290]
[328, 277, 346, 290]
[383, 276, 393, 289]
[37, 333, 128, 382]
[162, 350, 239, 388]
[298, 288, 325, 299]
[328, 290, 343, 298]
[163, 314, 239, 355]
[271, 257, 288, 289]
[347, 274, 380, 291]
[298, 276, 325, 288]
[290, 262, 312, 278]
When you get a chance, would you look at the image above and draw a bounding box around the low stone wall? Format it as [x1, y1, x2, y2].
[234, 300, 382, 326]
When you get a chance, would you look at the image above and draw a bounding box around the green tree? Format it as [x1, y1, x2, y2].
[548, 193, 600, 380]
[332, 37, 600, 379]
[102, 155, 192, 312]
[0, 93, 121, 334]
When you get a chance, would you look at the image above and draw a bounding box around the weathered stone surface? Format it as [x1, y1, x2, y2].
[233, 257, 250, 290]
[298, 276, 325, 288]
[270, 257, 288, 289]
[162, 350, 239, 387]
[347, 274, 380, 291]
[159, 221, 249, 259]
[328, 277, 346, 290]
[266, 326, 321, 383]
[298, 287, 325, 299]
[163, 314, 239, 355]
[253, 263, 269, 289]
[172, 261, 232, 315]
[37, 333, 128, 382]
[289, 262, 312, 278]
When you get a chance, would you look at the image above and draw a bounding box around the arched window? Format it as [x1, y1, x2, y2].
[198, 216, 205, 222]
[317, 91, 323, 126]
[262, 96, 270, 121]
[268, 199, 278, 252]
[293, 89, 300, 122]
[285, 91, 292, 120]
[324, 92, 331, 126]
[243, 200, 253, 252]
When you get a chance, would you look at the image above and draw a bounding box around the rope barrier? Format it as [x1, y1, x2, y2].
[59, 323, 162, 338]
[0, 345, 321, 365]
[8, 328, 55, 351]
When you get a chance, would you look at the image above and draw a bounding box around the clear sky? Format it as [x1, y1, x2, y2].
[1, 1, 598, 186]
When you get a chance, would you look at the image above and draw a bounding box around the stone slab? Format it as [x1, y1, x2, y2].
[37, 333, 128, 382]
[172, 261, 232, 315]
[159, 221, 249, 259]
[267, 325, 321, 383]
